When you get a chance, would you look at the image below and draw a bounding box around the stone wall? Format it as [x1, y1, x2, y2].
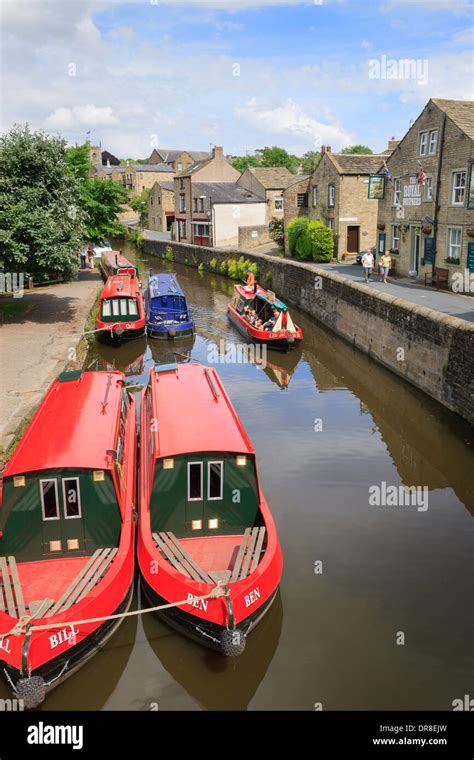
[238, 224, 271, 250]
[143, 238, 474, 425]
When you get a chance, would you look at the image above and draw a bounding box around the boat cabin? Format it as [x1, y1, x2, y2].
[100, 250, 137, 280]
[141, 363, 263, 538]
[146, 273, 191, 325]
[0, 371, 133, 563]
[232, 285, 289, 327]
[99, 274, 143, 325]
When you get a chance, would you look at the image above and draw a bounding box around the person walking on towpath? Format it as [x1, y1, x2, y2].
[379, 250, 392, 284]
[79, 245, 87, 270]
[361, 248, 374, 283]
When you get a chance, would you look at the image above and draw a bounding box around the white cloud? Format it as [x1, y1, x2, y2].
[452, 27, 474, 45]
[380, 0, 472, 13]
[235, 98, 354, 150]
[45, 105, 118, 130]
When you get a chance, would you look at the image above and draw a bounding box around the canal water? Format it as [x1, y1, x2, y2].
[15, 241, 474, 711]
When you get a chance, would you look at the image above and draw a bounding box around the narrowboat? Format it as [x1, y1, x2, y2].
[100, 249, 137, 282]
[96, 273, 146, 343]
[138, 362, 283, 656]
[145, 273, 194, 339]
[0, 370, 136, 707]
[227, 284, 303, 350]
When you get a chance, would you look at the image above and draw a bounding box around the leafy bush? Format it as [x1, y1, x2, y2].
[184, 258, 190, 266]
[209, 257, 218, 271]
[219, 260, 228, 274]
[198, 262, 204, 272]
[269, 217, 284, 248]
[164, 245, 174, 262]
[129, 228, 144, 251]
[287, 217, 333, 262]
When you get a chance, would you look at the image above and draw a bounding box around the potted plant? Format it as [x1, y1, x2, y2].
[445, 256, 460, 265]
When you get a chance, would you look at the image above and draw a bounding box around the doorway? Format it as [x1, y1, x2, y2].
[410, 227, 421, 273]
[347, 225, 360, 253]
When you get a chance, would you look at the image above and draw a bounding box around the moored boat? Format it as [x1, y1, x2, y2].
[227, 284, 303, 350]
[145, 272, 194, 339]
[100, 249, 137, 281]
[0, 370, 136, 707]
[138, 362, 283, 656]
[96, 273, 146, 343]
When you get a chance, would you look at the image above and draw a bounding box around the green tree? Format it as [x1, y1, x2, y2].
[231, 155, 261, 173]
[66, 143, 128, 242]
[269, 217, 284, 248]
[129, 187, 151, 227]
[300, 151, 321, 174]
[340, 145, 373, 154]
[0, 124, 85, 281]
[260, 146, 298, 174]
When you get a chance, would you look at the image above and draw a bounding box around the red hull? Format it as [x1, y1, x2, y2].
[227, 304, 303, 349]
[96, 273, 146, 341]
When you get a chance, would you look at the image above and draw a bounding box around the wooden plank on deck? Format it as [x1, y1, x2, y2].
[8, 556, 26, 618]
[0, 557, 16, 617]
[230, 528, 251, 583]
[153, 533, 191, 578]
[249, 527, 266, 575]
[164, 532, 213, 583]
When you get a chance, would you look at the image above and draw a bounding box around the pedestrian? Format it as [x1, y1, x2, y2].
[87, 243, 94, 269]
[361, 248, 374, 282]
[79, 245, 87, 270]
[378, 250, 392, 284]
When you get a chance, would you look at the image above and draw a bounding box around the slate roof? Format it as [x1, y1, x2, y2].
[189, 182, 265, 204]
[248, 166, 296, 189]
[432, 99, 474, 140]
[156, 181, 175, 192]
[157, 149, 211, 163]
[130, 163, 174, 173]
[328, 153, 387, 175]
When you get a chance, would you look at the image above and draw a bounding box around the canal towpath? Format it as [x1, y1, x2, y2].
[0, 269, 101, 456]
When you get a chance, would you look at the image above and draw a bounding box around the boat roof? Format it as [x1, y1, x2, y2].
[235, 284, 287, 310]
[102, 250, 136, 270]
[101, 274, 139, 299]
[148, 273, 185, 298]
[150, 363, 255, 459]
[3, 372, 124, 477]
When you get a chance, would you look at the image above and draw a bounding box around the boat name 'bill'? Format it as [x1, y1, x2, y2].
[244, 587, 260, 608]
[49, 625, 80, 650]
[186, 593, 208, 612]
[0, 637, 11, 654]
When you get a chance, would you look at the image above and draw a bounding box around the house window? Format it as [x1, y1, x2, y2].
[392, 178, 401, 206]
[418, 131, 428, 156]
[150, 196, 154, 205]
[297, 193, 308, 208]
[178, 220, 187, 239]
[274, 195, 283, 210]
[193, 197, 198, 212]
[199, 197, 205, 212]
[208, 461, 223, 500]
[447, 227, 462, 261]
[40, 479, 59, 521]
[327, 218, 334, 231]
[180, 179, 184, 189]
[158, 197, 161, 205]
[179, 194, 186, 212]
[187, 462, 203, 501]
[391, 224, 400, 251]
[312, 186, 318, 207]
[328, 185, 335, 207]
[451, 171, 466, 205]
[177, 162, 183, 172]
[424, 176, 433, 201]
[428, 129, 438, 155]
[62, 477, 81, 519]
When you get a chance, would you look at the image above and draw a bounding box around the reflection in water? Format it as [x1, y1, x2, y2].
[142, 590, 282, 710]
[79, 241, 474, 710]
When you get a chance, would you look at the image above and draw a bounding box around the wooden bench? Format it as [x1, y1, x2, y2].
[0, 556, 26, 618]
[153, 532, 213, 583]
[230, 527, 266, 582]
[425, 267, 449, 290]
[46, 547, 117, 617]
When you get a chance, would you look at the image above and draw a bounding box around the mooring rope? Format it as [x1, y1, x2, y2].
[3, 584, 228, 637]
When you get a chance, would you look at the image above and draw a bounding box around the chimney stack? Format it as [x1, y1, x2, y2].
[321, 145, 331, 154]
[212, 146, 224, 159]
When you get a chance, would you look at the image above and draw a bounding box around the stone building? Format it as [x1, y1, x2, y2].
[282, 176, 311, 252]
[301, 148, 389, 260]
[236, 166, 296, 222]
[147, 148, 211, 173]
[148, 181, 175, 232]
[376, 98, 474, 285]
[88, 144, 102, 173]
[123, 163, 175, 196]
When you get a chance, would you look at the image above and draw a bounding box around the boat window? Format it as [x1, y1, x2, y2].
[112, 300, 120, 316]
[40, 479, 59, 520]
[208, 461, 223, 500]
[120, 299, 128, 316]
[128, 299, 138, 315]
[187, 462, 203, 501]
[62, 477, 81, 519]
[102, 300, 112, 317]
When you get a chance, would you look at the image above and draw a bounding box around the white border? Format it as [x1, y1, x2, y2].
[187, 461, 203, 501]
[62, 477, 82, 519]
[40, 478, 59, 521]
[207, 461, 224, 501]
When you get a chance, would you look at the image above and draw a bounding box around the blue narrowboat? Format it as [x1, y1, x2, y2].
[145, 273, 194, 339]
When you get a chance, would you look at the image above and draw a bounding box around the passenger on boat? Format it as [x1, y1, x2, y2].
[263, 310, 278, 331]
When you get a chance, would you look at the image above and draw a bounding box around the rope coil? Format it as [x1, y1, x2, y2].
[2, 583, 228, 638]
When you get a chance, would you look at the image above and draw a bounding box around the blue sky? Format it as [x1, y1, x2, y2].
[2, 0, 473, 158]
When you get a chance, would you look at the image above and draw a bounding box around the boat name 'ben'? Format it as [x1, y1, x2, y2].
[244, 587, 260, 608]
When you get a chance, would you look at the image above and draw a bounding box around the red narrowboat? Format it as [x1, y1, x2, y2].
[228, 284, 303, 350]
[99, 249, 137, 281]
[0, 370, 136, 707]
[138, 362, 283, 656]
[96, 273, 146, 343]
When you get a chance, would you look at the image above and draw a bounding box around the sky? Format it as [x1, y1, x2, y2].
[1, 0, 473, 159]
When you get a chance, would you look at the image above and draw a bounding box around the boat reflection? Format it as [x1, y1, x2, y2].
[142, 589, 283, 710]
[89, 335, 147, 376]
[257, 348, 302, 389]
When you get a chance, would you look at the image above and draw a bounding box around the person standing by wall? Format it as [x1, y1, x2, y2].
[361, 248, 374, 283]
